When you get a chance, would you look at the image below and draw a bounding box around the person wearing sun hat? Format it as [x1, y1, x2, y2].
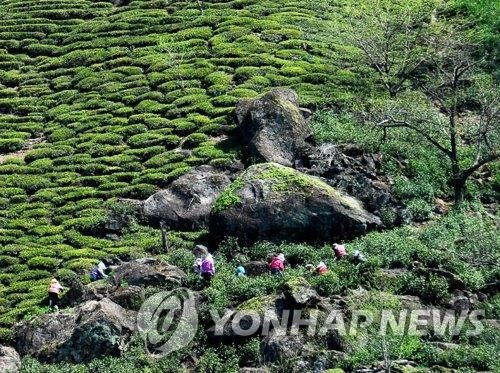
[316, 261, 328, 275]
[48, 278, 64, 311]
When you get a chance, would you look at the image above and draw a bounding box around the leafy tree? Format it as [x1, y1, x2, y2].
[344, 0, 438, 97]
[372, 29, 499, 205]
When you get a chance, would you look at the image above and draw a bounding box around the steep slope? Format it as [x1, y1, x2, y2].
[0, 0, 359, 339]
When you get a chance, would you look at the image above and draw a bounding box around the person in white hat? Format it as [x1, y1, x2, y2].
[316, 261, 328, 275]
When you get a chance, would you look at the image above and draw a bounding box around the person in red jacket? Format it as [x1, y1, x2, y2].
[316, 261, 328, 275]
[269, 254, 284, 275]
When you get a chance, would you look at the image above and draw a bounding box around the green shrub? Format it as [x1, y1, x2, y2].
[127, 133, 165, 147]
[26, 256, 60, 270]
[183, 133, 208, 148]
[0, 138, 24, 152]
[397, 273, 449, 303]
[197, 346, 239, 373]
[406, 198, 433, 221]
[309, 271, 341, 296]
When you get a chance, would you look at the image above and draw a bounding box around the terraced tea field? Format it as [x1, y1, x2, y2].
[0, 0, 363, 339]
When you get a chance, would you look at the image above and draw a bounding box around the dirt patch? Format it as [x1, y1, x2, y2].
[0, 136, 45, 164]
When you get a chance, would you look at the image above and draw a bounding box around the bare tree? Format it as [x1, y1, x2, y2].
[345, 0, 437, 97]
[374, 31, 499, 205]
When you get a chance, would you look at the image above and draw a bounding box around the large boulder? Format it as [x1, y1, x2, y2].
[0, 345, 20, 372]
[261, 332, 310, 364]
[210, 163, 381, 245]
[235, 88, 311, 167]
[284, 277, 321, 306]
[113, 258, 185, 288]
[14, 299, 136, 363]
[208, 294, 285, 338]
[245, 261, 270, 276]
[307, 143, 410, 225]
[143, 165, 231, 230]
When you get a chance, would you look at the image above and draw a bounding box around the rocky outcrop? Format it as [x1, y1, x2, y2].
[14, 299, 136, 363]
[61, 273, 145, 310]
[245, 261, 269, 276]
[307, 143, 409, 225]
[208, 294, 285, 338]
[284, 277, 320, 306]
[0, 345, 21, 373]
[143, 165, 231, 230]
[235, 88, 311, 167]
[210, 163, 381, 245]
[108, 285, 145, 310]
[112, 258, 185, 288]
[261, 332, 310, 364]
[239, 368, 270, 373]
[261, 331, 344, 371]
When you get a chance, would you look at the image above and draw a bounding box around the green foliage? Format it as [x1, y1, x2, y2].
[311, 110, 379, 149]
[212, 178, 244, 213]
[197, 346, 239, 373]
[397, 272, 450, 303]
[406, 198, 433, 221]
[0, 2, 497, 371]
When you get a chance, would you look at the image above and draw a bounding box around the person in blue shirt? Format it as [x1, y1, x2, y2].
[236, 265, 246, 277]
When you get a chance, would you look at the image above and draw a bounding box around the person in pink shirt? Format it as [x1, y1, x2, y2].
[48, 278, 64, 311]
[269, 254, 285, 275]
[333, 243, 347, 260]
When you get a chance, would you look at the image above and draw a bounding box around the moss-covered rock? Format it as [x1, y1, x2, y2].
[284, 277, 320, 306]
[211, 163, 381, 245]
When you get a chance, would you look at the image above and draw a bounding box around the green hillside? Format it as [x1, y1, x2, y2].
[0, 0, 498, 371]
[0, 0, 357, 338]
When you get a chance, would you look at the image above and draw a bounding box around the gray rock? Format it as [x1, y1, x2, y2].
[108, 285, 145, 310]
[477, 292, 488, 301]
[14, 299, 136, 363]
[239, 368, 270, 373]
[261, 333, 307, 364]
[284, 277, 320, 306]
[306, 143, 415, 227]
[235, 88, 311, 167]
[447, 295, 471, 311]
[208, 294, 285, 338]
[60, 275, 99, 307]
[193, 244, 209, 258]
[143, 165, 231, 230]
[210, 163, 381, 245]
[0, 345, 20, 373]
[113, 258, 185, 288]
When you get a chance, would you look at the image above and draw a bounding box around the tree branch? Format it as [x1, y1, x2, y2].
[376, 117, 452, 157]
[459, 152, 499, 181]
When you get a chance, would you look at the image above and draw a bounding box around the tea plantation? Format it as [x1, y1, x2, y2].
[0, 0, 498, 371]
[0, 0, 360, 337]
